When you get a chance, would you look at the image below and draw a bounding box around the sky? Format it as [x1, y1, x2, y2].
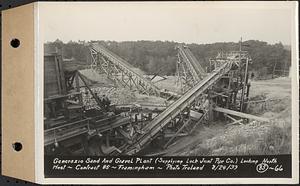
[39, 2, 296, 45]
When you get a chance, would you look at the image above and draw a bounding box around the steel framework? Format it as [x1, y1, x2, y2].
[124, 61, 233, 155]
[45, 41, 259, 156]
[176, 45, 206, 93]
[90, 43, 161, 96]
[209, 48, 251, 111]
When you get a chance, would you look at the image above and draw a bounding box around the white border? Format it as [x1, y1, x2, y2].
[34, 1, 299, 184]
[291, 0, 299, 183]
[35, 2, 44, 184]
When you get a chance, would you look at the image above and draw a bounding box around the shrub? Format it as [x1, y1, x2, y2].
[257, 124, 291, 154]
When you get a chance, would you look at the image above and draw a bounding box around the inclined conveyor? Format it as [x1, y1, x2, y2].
[123, 61, 233, 154]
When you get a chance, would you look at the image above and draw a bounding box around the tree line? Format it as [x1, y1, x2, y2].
[45, 39, 291, 78]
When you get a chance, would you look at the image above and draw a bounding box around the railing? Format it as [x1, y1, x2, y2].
[216, 51, 249, 60]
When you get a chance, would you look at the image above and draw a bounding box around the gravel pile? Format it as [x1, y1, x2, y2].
[81, 87, 136, 109]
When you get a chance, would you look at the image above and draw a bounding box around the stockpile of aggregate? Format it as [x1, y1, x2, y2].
[81, 87, 136, 109]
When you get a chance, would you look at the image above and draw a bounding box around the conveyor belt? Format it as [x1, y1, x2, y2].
[91, 43, 139, 73]
[44, 116, 131, 146]
[123, 61, 233, 154]
[90, 43, 161, 96]
[94, 116, 131, 133]
[177, 45, 199, 83]
[44, 119, 90, 146]
[177, 45, 206, 82]
[183, 47, 206, 76]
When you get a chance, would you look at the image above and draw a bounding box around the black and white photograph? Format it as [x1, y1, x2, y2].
[39, 1, 298, 183]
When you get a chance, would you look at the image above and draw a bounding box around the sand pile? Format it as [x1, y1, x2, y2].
[135, 94, 167, 106]
[79, 69, 114, 86]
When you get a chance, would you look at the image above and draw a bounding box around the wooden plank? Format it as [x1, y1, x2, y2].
[227, 119, 244, 126]
[214, 106, 270, 122]
[190, 112, 207, 133]
[163, 119, 191, 148]
[164, 132, 188, 138]
[224, 114, 237, 121]
[54, 55, 62, 94]
[224, 114, 243, 125]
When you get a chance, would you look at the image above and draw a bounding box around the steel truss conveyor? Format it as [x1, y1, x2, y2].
[90, 43, 161, 96]
[176, 45, 206, 93]
[181, 45, 206, 78]
[124, 61, 233, 155]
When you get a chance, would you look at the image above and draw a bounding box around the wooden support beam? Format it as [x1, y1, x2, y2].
[164, 132, 188, 138]
[189, 111, 207, 134]
[75, 72, 83, 105]
[77, 71, 103, 109]
[54, 55, 62, 94]
[211, 91, 229, 98]
[224, 114, 238, 122]
[117, 128, 132, 143]
[163, 119, 191, 148]
[227, 119, 244, 126]
[214, 106, 270, 122]
[224, 114, 243, 125]
[58, 55, 67, 94]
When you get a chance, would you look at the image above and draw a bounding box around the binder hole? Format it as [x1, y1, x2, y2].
[12, 142, 22, 152]
[10, 38, 20, 48]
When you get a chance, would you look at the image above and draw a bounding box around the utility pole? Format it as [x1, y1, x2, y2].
[238, 37, 242, 78]
[240, 58, 249, 112]
[239, 37, 243, 111]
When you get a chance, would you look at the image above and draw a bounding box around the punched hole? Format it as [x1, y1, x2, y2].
[10, 38, 20, 48]
[12, 142, 22, 152]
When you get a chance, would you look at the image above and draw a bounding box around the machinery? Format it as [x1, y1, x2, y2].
[44, 47, 133, 155]
[44, 40, 269, 156]
[90, 43, 180, 100]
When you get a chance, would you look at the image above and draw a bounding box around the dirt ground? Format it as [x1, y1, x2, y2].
[153, 76, 182, 94]
[162, 77, 292, 156]
[250, 77, 291, 100]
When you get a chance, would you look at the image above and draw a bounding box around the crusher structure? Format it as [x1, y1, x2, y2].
[44, 46, 137, 155]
